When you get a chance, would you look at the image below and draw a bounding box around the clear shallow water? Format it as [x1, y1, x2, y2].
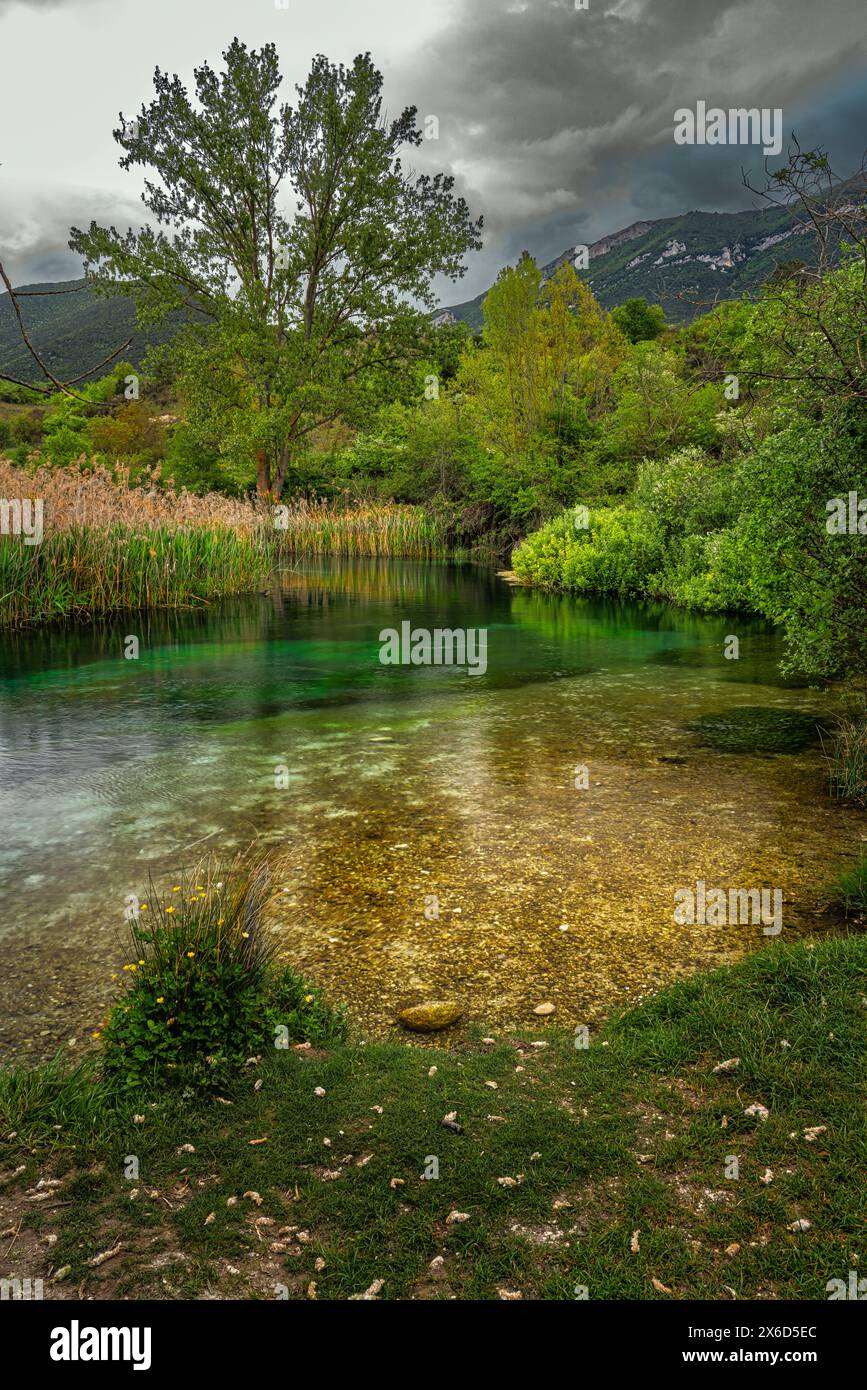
[0, 558, 863, 1058]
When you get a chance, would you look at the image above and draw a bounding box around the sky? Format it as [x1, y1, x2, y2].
[1, 0, 865, 304]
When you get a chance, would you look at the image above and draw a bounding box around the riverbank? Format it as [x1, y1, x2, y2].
[2, 931, 865, 1300]
[0, 461, 470, 629]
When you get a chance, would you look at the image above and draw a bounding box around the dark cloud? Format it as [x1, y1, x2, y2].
[2, 0, 865, 299]
[0, 187, 145, 286]
[396, 0, 867, 298]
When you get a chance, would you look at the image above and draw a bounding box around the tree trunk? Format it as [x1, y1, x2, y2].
[256, 449, 271, 499]
[273, 444, 292, 500]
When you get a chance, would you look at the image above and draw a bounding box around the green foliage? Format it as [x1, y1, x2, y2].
[832, 855, 867, 917]
[737, 419, 867, 676]
[0, 523, 275, 628]
[101, 861, 346, 1090]
[610, 296, 666, 343]
[41, 407, 91, 468]
[70, 41, 482, 498]
[162, 423, 245, 496]
[512, 505, 668, 596]
[509, 162, 867, 683]
[632, 446, 736, 535]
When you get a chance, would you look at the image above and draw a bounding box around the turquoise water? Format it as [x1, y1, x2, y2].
[0, 558, 862, 1057]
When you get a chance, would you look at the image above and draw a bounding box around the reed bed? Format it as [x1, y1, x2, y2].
[0, 458, 263, 532]
[277, 497, 449, 558]
[0, 460, 452, 628]
[0, 459, 273, 628]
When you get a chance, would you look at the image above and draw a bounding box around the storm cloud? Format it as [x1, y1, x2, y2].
[1, 0, 865, 298]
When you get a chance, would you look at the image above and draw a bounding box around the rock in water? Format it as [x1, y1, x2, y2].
[398, 1001, 464, 1032]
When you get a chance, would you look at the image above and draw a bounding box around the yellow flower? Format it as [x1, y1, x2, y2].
[166, 906, 175, 913]
[91, 1031, 101, 1039]
[172, 886, 181, 892]
[140, 903, 148, 912]
[138, 959, 145, 965]
[186, 951, 195, 958]
[156, 996, 164, 1004]
[217, 919, 224, 926]
[241, 931, 249, 938]
[196, 885, 205, 891]
[123, 963, 137, 972]
[305, 995, 314, 1003]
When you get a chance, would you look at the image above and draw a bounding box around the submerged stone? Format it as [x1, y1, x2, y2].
[398, 1001, 464, 1032]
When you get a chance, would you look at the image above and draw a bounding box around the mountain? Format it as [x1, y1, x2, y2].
[2, 181, 860, 382]
[439, 195, 843, 329]
[0, 279, 186, 385]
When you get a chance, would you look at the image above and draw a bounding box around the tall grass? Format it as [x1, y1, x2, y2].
[277, 497, 449, 558]
[831, 854, 867, 918]
[821, 710, 867, 806]
[0, 460, 458, 627]
[0, 523, 275, 627]
[0, 459, 275, 627]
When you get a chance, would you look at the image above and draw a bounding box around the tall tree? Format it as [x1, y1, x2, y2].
[70, 40, 482, 497]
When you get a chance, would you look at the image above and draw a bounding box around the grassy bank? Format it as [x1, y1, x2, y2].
[0, 523, 276, 627]
[2, 931, 865, 1301]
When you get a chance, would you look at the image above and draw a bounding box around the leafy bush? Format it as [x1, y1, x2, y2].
[101, 859, 346, 1090]
[512, 504, 668, 596]
[663, 527, 752, 611]
[632, 447, 736, 537]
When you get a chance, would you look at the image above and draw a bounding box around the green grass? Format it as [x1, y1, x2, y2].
[0, 523, 276, 628]
[831, 855, 867, 918]
[2, 932, 865, 1300]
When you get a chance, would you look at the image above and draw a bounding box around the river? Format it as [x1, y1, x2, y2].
[0, 557, 862, 1058]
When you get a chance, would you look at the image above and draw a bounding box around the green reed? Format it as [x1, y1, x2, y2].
[0, 523, 276, 628]
[276, 500, 450, 558]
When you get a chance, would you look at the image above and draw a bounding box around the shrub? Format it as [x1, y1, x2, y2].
[663, 527, 753, 611]
[101, 858, 346, 1090]
[512, 505, 667, 597]
[632, 447, 736, 537]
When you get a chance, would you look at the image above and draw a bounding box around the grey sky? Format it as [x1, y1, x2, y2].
[1, 0, 865, 302]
